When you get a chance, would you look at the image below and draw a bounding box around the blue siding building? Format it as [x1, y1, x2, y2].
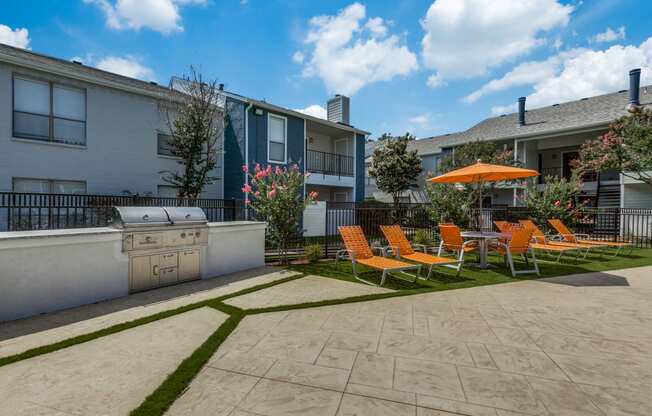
[222, 92, 369, 204]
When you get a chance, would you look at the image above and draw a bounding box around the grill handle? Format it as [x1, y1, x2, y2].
[152, 265, 159, 276]
[142, 214, 150, 221]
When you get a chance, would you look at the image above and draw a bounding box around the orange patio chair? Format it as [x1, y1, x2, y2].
[380, 225, 462, 279]
[494, 221, 578, 263]
[436, 224, 478, 275]
[338, 226, 421, 287]
[519, 219, 594, 259]
[489, 227, 540, 277]
[548, 219, 632, 256]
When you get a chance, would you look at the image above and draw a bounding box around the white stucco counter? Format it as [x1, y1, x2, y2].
[0, 221, 266, 321]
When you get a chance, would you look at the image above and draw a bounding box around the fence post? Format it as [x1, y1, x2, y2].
[324, 201, 330, 257]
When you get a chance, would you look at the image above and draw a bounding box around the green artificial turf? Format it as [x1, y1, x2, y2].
[130, 312, 244, 416]
[289, 248, 652, 292]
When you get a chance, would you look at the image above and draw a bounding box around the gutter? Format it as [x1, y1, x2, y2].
[244, 101, 253, 220]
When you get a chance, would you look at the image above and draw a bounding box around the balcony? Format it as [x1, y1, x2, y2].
[539, 167, 598, 184]
[306, 149, 354, 177]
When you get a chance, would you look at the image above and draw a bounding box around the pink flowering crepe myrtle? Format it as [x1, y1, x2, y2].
[241, 163, 318, 264]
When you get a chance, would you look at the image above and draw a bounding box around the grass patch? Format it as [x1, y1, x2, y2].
[130, 313, 244, 416]
[289, 249, 652, 292]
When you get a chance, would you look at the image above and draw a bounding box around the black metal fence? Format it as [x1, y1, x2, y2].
[0, 192, 245, 231]
[322, 202, 652, 256]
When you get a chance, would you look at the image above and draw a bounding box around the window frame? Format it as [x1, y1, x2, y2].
[267, 113, 287, 164]
[157, 132, 177, 157]
[12, 73, 87, 146]
[12, 177, 87, 195]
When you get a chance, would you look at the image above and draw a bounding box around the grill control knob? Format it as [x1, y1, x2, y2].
[181, 232, 186, 238]
[195, 231, 201, 237]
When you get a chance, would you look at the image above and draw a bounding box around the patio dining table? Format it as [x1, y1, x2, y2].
[460, 231, 511, 269]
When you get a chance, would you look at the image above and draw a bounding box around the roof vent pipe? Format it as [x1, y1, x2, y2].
[518, 97, 526, 126]
[628, 68, 641, 109]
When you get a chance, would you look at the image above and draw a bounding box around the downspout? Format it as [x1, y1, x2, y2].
[244, 101, 253, 220]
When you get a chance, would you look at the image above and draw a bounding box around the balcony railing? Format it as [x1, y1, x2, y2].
[306, 149, 354, 177]
[539, 167, 598, 184]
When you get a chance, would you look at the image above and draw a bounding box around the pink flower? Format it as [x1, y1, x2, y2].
[266, 165, 272, 175]
[241, 184, 252, 193]
[309, 191, 319, 200]
[554, 200, 561, 207]
[256, 170, 266, 180]
[304, 172, 311, 178]
[275, 166, 283, 175]
[242, 164, 248, 173]
[254, 191, 260, 197]
[244, 199, 251, 205]
[254, 163, 261, 173]
[267, 188, 277, 198]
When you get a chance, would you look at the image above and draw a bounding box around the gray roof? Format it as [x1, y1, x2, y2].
[0, 43, 180, 100]
[412, 86, 652, 155]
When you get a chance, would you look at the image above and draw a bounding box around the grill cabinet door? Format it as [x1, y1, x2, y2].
[179, 249, 200, 281]
[130, 255, 156, 292]
[159, 266, 179, 285]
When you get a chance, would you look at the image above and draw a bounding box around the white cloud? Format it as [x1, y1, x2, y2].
[408, 112, 432, 128]
[591, 26, 625, 43]
[75, 54, 155, 80]
[464, 51, 582, 103]
[294, 104, 327, 119]
[489, 37, 652, 115]
[426, 73, 444, 89]
[364, 17, 387, 38]
[0, 24, 30, 49]
[292, 51, 304, 64]
[298, 2, 418, 96]
[83, 0, 205, 34]
[420, 0, 572, 83]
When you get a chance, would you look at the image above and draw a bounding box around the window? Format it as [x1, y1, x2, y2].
[268, 114, 286, 163]
[158, 185, 179, 198]
[13, 76, 86, 146]
[157, 133, 175, 156]
[12, 178, 87, 194]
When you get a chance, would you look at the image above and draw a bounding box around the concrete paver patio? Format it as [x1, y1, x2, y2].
[0, 265, 651, 415]
[197, 266, 652, 416]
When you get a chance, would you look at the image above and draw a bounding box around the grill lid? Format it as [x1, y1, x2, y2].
[163, 207, 207, 225]
[111, 207, 171, 228]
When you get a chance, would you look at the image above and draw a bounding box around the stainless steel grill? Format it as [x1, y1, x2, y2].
[111, 206, 208, 292]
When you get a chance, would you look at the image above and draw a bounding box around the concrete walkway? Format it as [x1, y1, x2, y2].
[3, 307, 227, 415]
[184, 266, 652, 416]
[225, 275, 392, 309]
[0, 267, 297, 359]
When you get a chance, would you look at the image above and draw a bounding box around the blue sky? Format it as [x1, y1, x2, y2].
[2, 0, 650, 139]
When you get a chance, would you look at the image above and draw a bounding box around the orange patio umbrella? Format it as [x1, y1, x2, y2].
[428, 160, 539, 227]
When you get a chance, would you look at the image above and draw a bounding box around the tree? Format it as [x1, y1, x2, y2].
[425, 183, 472, 228]
[243, 164, 318, 265]
[437, 140, 516, 208]
[524, 171, 585, 230]
[439, 140, 515, 173]
[577, 107, 652, 187]
[368, 135, 422, 207]
[160, 67, 224, 198]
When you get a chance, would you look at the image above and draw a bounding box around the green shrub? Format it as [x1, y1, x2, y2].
[304, 244, 322, 263]
[412, 229, 434, 246]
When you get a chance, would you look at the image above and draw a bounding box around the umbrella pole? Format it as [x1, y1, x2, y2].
[478, 181, 483, 232]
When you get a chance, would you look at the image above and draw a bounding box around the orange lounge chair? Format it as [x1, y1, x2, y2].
[489, 226, 540, 277]
[519, 219, 595, 258]
[380, 225, 462, 279]
[437, 224, 478, 276]
[338, 226, 421, 287]
[548, 219, 632, 256]
[496, 220, 580, 262]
